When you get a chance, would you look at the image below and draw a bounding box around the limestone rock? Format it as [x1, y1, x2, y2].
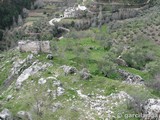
[60, 65, 77, 75]
[116, 57, 128, 67]
[4, 54, 35, 87]
[17, 111, 32, 120]
[52, 102, 63, 112]
[46, 54, 53, 60]
[53, 80, 62, 87]
[6, 95, 13, 101]
[0, 109, 13, 120]
[57, 87, 65, 96]
[38, 78, 46, 85]
[53, 87, 65, 98]
[15, 62, 51, 89]
[142, 99, 160, 120]
[125, 75, 144, 85]
[79, 68, 92, 80]
[26, 54, 34, 64]
[118, 69, 144, 85]
[76, 90, 133, 119]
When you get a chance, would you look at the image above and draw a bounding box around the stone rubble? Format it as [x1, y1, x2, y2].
[77, 90, 133, 119]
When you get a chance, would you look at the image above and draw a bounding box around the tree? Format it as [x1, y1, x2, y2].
[98, 5, 103, 28]
[12, 16, 17, 27]
[18, 15, 23, 26]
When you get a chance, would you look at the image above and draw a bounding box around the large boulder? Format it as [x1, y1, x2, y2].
[142, 99, 160, 120]
[116, 57, 128, 67]
[18, 40, 51, 53]
[79, 68, 92, 80]
[0, 109, 13, 120]
[125, 75, 144, 85]
[118, 69, 144, 85]
[46, 54, 53, 60]
[60, 65, 77, 75]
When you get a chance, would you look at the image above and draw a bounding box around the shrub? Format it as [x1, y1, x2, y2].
[145, 61, 160, 76]
[127, 93, 147, 114]
[145, 73, 160, 96]
[97, 52, 120, 79]
[43, 11, 46, 14]
[64, 30, 94, 39]
[73, 45, 90, 68]
[122, 38, 155, 70]
[100, 38, 113, 50]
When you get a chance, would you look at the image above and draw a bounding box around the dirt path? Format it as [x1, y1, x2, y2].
[49, 17, 65, 26]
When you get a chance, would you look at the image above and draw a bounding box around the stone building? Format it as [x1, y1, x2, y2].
[18, 40, 51, 53]
[64, 5, 87, 18]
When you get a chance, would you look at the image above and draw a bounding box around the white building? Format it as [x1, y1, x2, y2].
[64, 5, 87, 18]
[64, 7, 76, 18]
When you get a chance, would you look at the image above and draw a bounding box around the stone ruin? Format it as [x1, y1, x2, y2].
[18, 40, 51, 53]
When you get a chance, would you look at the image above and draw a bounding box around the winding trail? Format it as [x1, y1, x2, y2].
[49, 17, 69, 39]
[49, 17, 65, 26]
[48, 3, 88, 38]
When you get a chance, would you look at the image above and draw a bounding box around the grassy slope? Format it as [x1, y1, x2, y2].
[0, 36, 158, 119]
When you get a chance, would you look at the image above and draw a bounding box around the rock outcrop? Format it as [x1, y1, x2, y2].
[38, 78, 47, 85]
[46, 54, 53, 60]
[4, 54, 34, 86]
[18, 40, 51, 54]
[142, 99, 160, 120]
[52, 102, 63, 112]
[116, 57, 128, 67]
[79, 68, 92, 80]
[60, 65, 77, 75]
[118, 69, 144, 85]
[0, 109, 13, 120]
[17, 111, 32, 120]
[15, 61, 52, 90]
[77, 90, 133, 119]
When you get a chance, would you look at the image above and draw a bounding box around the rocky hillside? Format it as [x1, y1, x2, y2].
[0, 0, 160, 120]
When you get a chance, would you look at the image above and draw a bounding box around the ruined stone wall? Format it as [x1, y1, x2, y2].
[18, 40, 51, 53]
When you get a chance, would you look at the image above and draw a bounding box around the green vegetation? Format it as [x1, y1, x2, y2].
[0, 0, 160, 119]
[0, 0, 34, 29]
